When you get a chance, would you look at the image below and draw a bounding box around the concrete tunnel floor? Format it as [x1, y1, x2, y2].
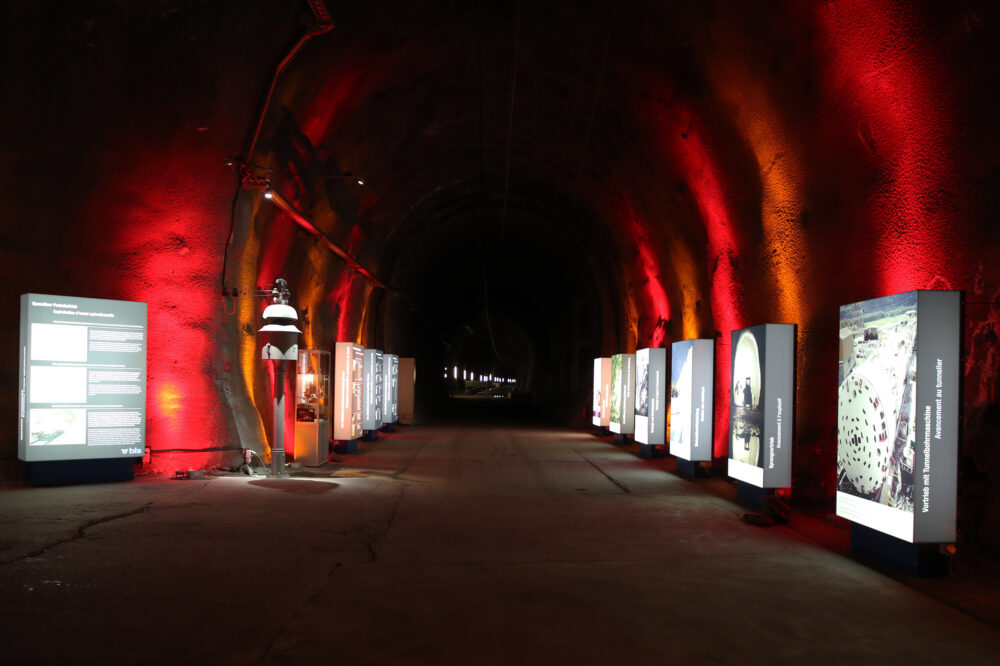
[2, 420, 1000, 664]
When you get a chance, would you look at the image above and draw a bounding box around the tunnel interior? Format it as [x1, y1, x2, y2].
[5, 0, 1000, 554]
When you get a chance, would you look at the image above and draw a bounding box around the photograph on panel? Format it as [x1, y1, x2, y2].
[731, 329, 763, 467]
[837, 291, 918, 511]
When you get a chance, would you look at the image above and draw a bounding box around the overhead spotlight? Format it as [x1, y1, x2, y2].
[264, 190, 273, 199]
[357, 178, 365, 186]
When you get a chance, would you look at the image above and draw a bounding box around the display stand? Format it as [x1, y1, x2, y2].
[294, 349, 331, 467]
[612, 433, 628, 445]
[736, 480, 766, 510]
[595, 426, 608, 436]
[850, 523, 946, 577]
[334, 439, 358, 454]
[380, 422, 397, 433]
[675, 458, 708, 478]
[638, 443, 665, 459]
[362, 429, 379, 442]
[27, 458, 134, 486]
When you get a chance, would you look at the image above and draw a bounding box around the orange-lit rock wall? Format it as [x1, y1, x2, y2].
[3, 1, 1000, 549]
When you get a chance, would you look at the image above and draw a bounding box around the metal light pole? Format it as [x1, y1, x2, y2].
[260, 278, 301, 476]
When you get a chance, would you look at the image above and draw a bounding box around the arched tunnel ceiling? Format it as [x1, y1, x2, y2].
[6, 0, 1000, 501]
[252, 0, 736, 357]
[232, 0, 1000, 436]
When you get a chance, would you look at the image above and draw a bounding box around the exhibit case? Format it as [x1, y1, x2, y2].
[294, 349, 330, 466]
[333, 342, 364, 441]
[592, 357, 612, 427]
[363, 349, 384, 431]
[670, 339, 715, 462]
[382, 353, 399, 425]
[727, 324, 795, 488]
[635, 348, 667, 445]
[610, 353, 636, 435]
[18, 294, 148, 462]
[835, 290, 959, 543]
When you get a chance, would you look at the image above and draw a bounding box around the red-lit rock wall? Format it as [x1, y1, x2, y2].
[3, 0, 1000, 552]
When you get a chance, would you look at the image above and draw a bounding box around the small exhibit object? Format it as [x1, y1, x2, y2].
[727, 324, 795, 489]
[670, 339, 715, 462]
[294, 349, 330, 466]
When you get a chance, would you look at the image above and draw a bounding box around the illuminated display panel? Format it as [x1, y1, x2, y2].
[382, 354, 398, 425]
[333, 342, 364, 440]
[634, 348, 667, 445]
[836, 290, 959, 543]
[727, 324, 794, 488]
[18, 294, 147, 462]
[363, 349, 384, 430]
[398, 357, 416, 425]
[670, 339, 715, 461]
[592, 358, 612, 427]
[609, 353, 635, 434]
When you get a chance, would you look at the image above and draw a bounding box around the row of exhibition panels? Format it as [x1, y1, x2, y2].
[593, 289, 961, 545]
[294, 344, 416, 445]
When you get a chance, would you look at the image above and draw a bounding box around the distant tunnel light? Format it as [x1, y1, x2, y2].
[453, 366, 458, 379]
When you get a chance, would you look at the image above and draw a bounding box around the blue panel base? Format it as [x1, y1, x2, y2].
[612, 433, 628, 445]
[27, 458, 134, 487]
[638, 443, 666, 459]
[850, 522, 947, 577]
[380, 423, 397, 433]
[594, 426, 608, 436]
[736, 480, 766, 510]
[362, 430, 380, 442]
[333, 439, 358, 454]
[675, 458, 709, 478]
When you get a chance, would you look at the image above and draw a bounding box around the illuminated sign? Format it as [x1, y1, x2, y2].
[592, 357, 612, 427]
[634, 348, 667, 445]
[670, 339, 715, 462]
[727, 324, 795, 488]
[610, 353, 635, 434]
[382, 354, 399, 425]
[333, 342, 364, 440]
[363, 349, 384, 430]
[836, 290, 959, 543]
[18, 294, 147, 462]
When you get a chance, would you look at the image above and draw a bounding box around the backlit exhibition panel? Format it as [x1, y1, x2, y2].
[727, 324, 795, 488]
[670, 339, 715, 461]
[609, 353, 635, 435]
[592, 357, 611, 427]
[363, 349, 384, 430]
[398, 357, 416, 425]
[333, 342, 364, 440]
[836, 290, 959, 543]
[382, 353, 399, 424]
[18, 294, 147, 462]
[634, 348, 667, 445]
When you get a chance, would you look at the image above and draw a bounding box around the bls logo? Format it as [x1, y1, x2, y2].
[120, 447, 143, 455]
